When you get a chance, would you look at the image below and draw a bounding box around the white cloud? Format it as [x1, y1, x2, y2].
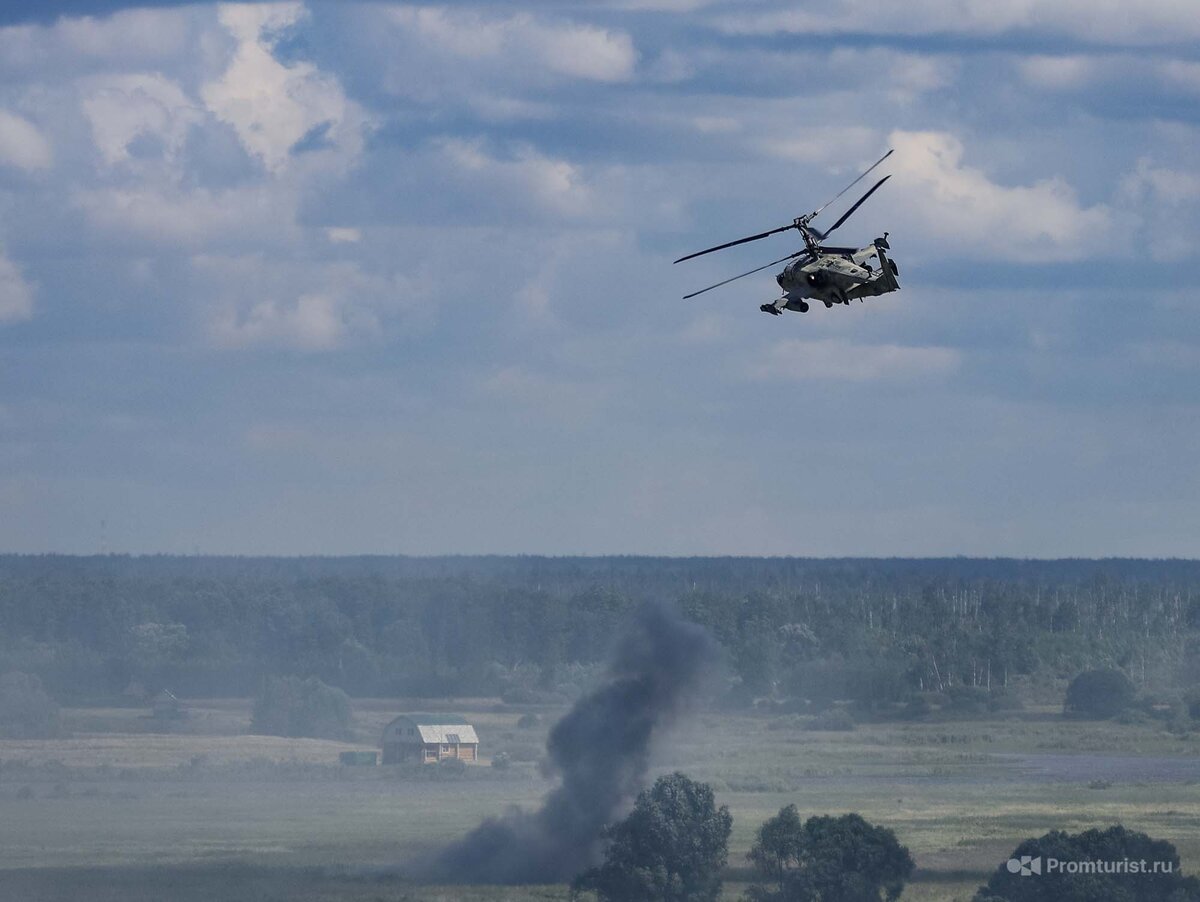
[439, 139, 597, 218]
[195, 253, 422, 351]
[826, 47, 957, 102]
[58, 8, 192, 61]
[1017, 55, 1098, 90]
[202, 3, 367, 173]
[1122, 158, 1200, 204]
[0, 109, 51, 170]
[1160, 59, 1200, 94]
[747, 338, 961, 383]
[73, 184, 296, 248]
[712, 0, 1200, 45]
[0, 252, 34, 322]
[325, 227, 361, 244]
[1119, 157, 1200, 260]
[80, 73, 199, 166]
[679, 313, 731, 344]
[1131, 340, 1200, 371]
[0, 8, 192, 75]
[761, 126, 879, 164]
[886, 130, 1113, 261]
[482, 365, 607, 424]
[387, 7, 637, 83]
[602, 0, 715, 9]
[212, 292, 352, 350]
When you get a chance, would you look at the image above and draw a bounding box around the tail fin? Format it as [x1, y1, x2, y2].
[874, 237, 899, 292]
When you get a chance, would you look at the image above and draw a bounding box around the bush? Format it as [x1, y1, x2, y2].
[490, 751, 511, 770]
[720, 679, 757, 711]
[505, 741, 542, 763]
[516, 713, 541, 730]
[976, 825, 1200, 901]
[1185, 689, 1200, 721]
[1114, 707, 1155, 726]
[1064, 669, 1136, 719]
[0, 671, 61, 739]
[987, 689, 1024, 712]
[805, 709, 855, 732]
[746, 807, 914, 902]
[945, 685, 990, 716]
[767, 715, 806, 731]
[900, 695, 932, 720]
[501, 687, 563, 705]
[250, 676, 352, 740]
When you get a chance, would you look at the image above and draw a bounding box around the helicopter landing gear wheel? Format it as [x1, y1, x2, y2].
[823, 299, 833, 308]
[798, 300, 809, 313]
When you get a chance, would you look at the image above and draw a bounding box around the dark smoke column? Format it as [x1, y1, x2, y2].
[430, 603, 715, 884]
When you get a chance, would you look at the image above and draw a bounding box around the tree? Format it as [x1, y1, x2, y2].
[745, 810, 914, 902]
[975, 825, 1200, 901]
[748, 804, 807, 894]
[250, 675, 352, 740]
[128, 621, 189, 687]
[1064, 669, 1136, 719]
[0, 671, 61, 739]
[572, 772, 732, 902]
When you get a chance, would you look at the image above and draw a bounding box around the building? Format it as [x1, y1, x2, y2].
[381, 715, 479, 764]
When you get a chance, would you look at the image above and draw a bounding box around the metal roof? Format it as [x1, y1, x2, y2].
[417, 724, 479, 744]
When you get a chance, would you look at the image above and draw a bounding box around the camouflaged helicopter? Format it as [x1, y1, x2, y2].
[674, 149, 900, 315]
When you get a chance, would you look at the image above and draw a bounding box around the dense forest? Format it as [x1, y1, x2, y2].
[1, 555, 1198, 708]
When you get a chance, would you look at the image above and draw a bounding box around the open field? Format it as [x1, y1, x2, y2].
[2, 702, 1200, 901]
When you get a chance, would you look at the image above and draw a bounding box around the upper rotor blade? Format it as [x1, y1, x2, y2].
[806, 150, 892, 220]
[811, 148, 897, 219]
[673, 223, 797, 264]
[815, 175, 890, 240]
[682, 250, 809, 300]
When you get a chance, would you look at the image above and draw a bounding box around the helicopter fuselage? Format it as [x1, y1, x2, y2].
[778, 253, 873, 304]
[769, 238, 899, 313]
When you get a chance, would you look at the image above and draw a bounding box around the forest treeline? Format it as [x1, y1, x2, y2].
[1, 555, 1198, 705]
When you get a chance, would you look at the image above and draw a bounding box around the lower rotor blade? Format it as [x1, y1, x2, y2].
[682, 250, 809, 300]
[673, 223, 797, 264]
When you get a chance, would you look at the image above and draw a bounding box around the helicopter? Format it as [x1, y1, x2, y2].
[674, 149, 900, 316]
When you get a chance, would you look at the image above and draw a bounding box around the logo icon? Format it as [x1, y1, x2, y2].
[1006, 855, 1042, 876]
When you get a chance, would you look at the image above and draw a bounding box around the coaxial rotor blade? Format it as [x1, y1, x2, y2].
[810, 148, 893, 219]
[674, 222, 800, 265]
[811, 175, 890, 241]
[682, 250, 809, 300]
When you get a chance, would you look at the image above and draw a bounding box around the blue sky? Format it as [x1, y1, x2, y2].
[1, 1, 1198, 556]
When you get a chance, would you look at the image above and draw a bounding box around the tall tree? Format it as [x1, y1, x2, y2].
[746, 810, 913, 902]
[572, 772, 732, 902]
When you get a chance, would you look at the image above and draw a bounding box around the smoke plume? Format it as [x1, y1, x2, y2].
[428, 602, 715, 884]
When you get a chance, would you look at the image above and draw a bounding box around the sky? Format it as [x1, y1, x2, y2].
[0, 1, 1198, 557]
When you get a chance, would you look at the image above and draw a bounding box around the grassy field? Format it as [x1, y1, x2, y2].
[2, 701, 1199, 901]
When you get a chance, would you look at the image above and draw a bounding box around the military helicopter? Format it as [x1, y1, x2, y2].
[674, 149, 900, 315]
